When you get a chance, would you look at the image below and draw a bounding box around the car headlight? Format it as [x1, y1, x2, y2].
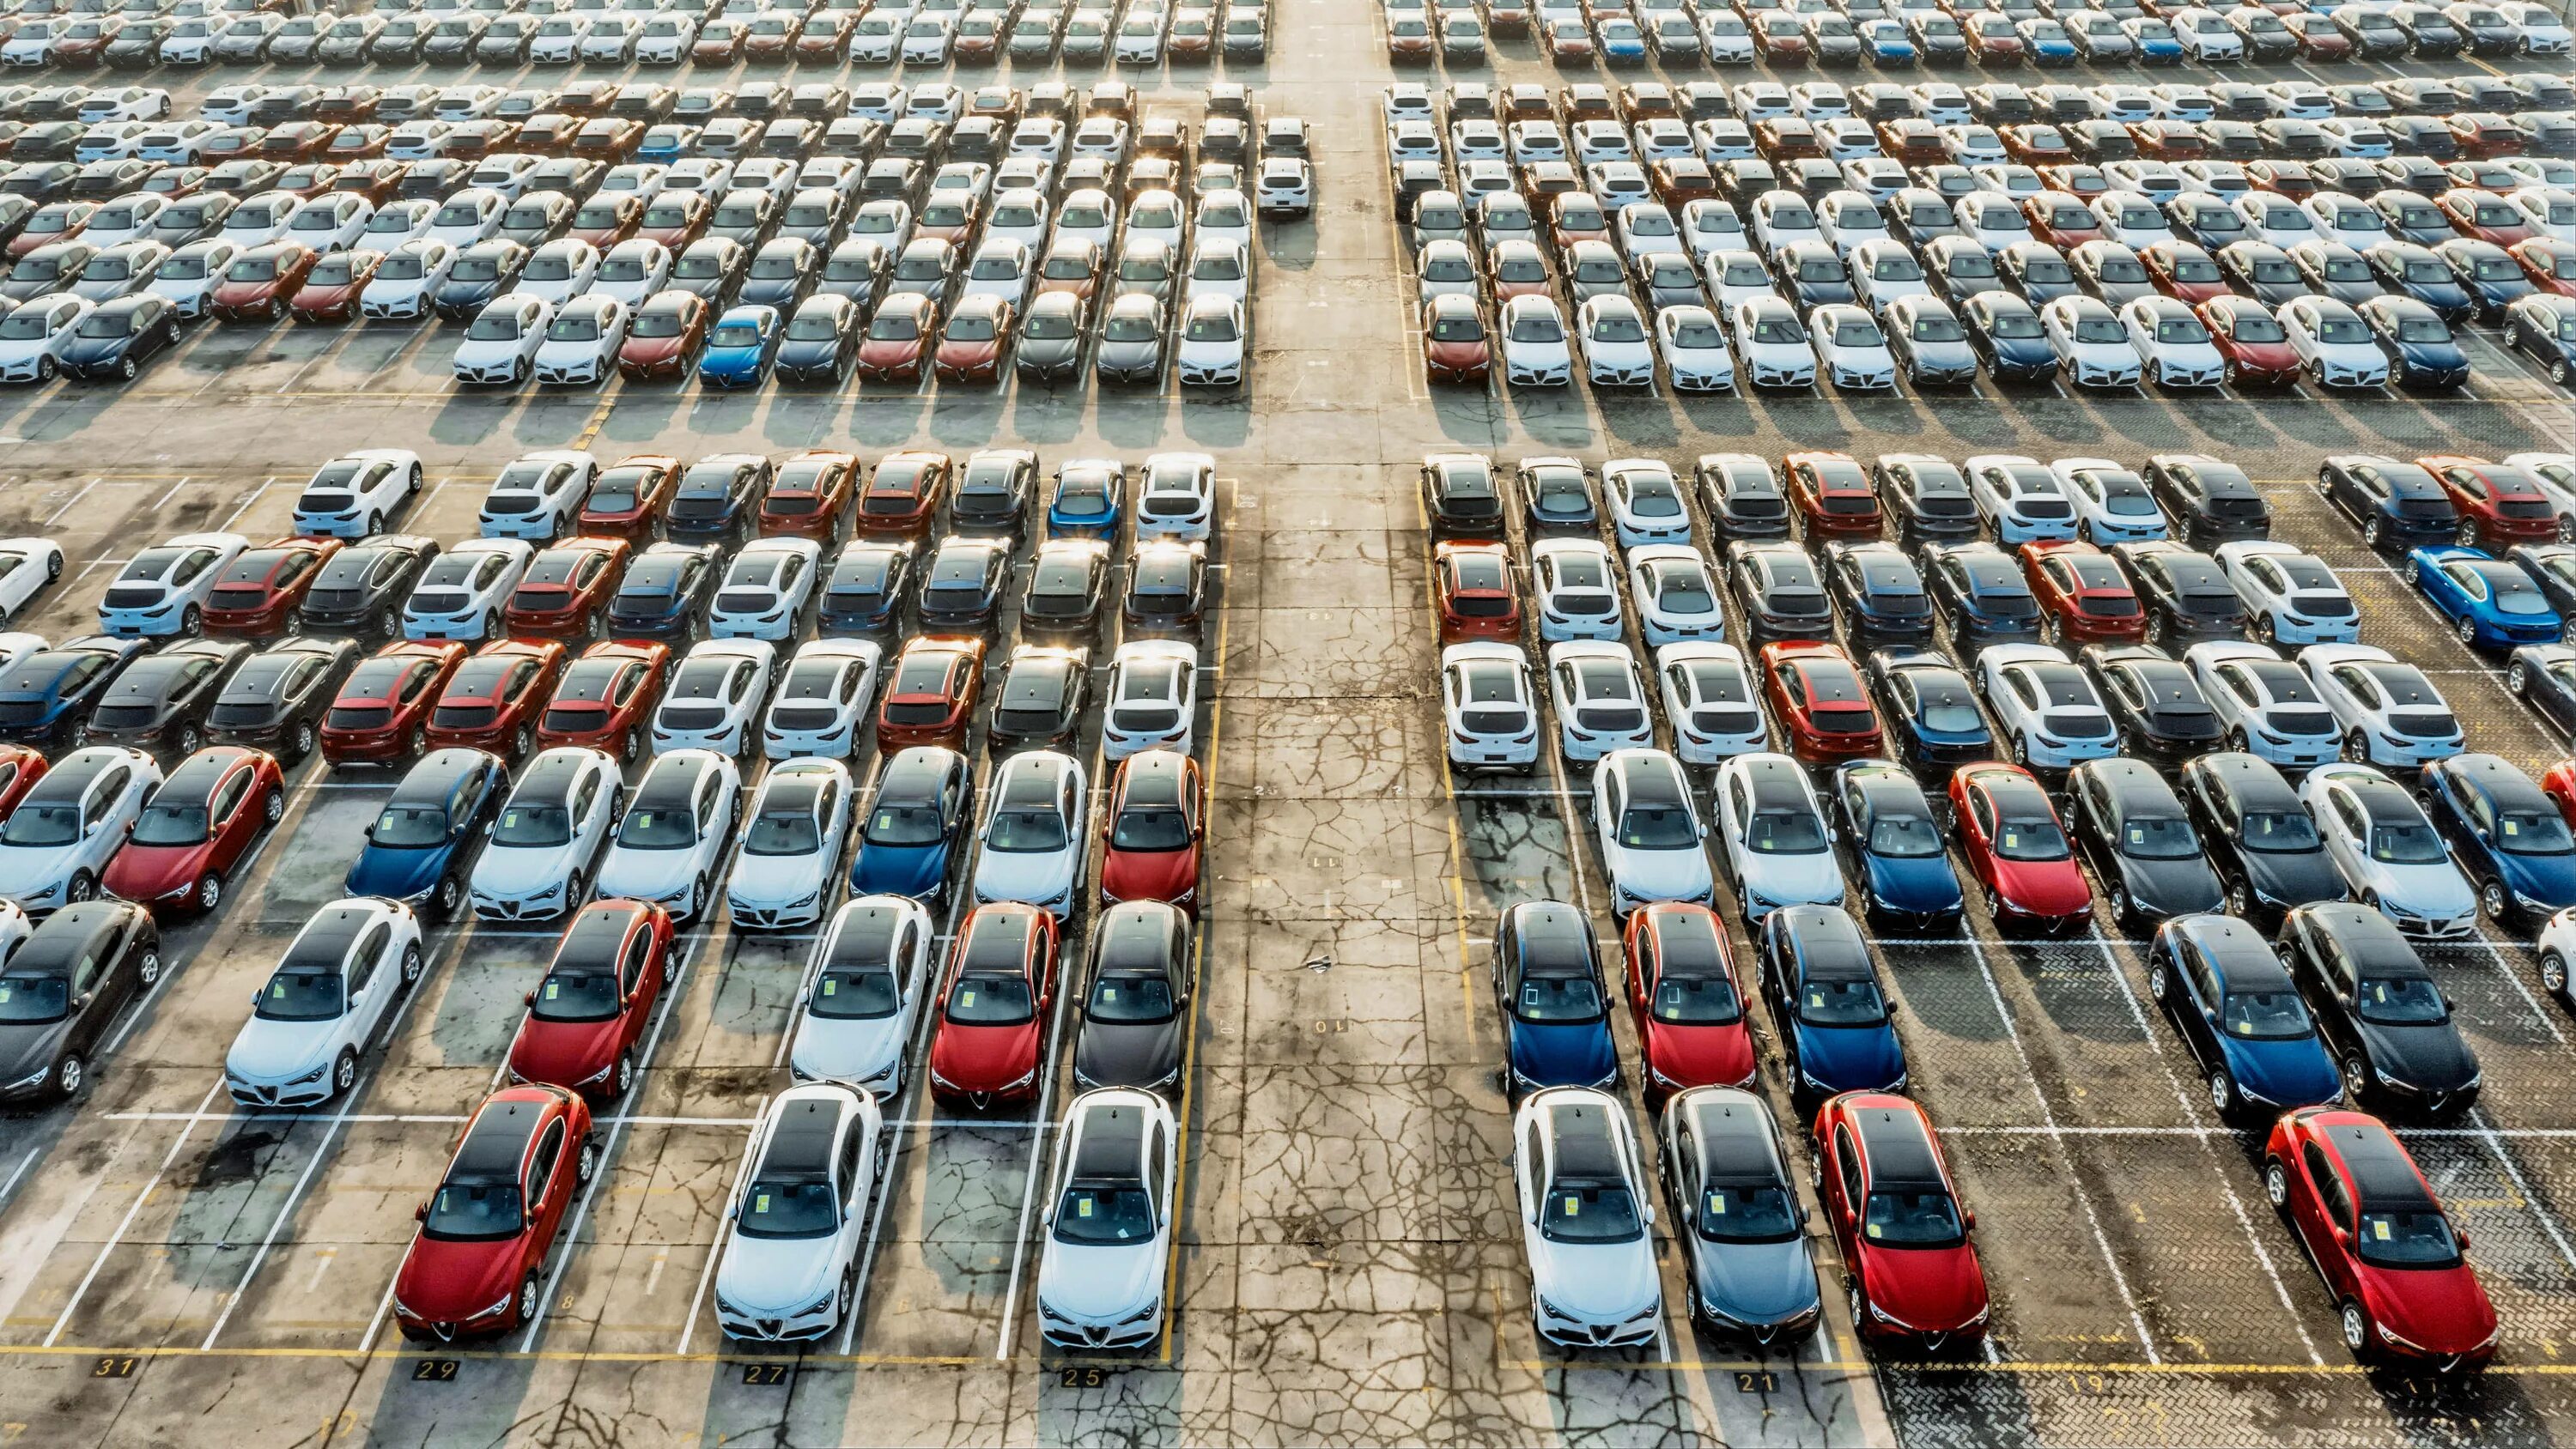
[8, 1065, 49, 1091]
[290, 1063, 328, 1086]
[473, 1292, 516, 1321]
[1535, 1295, 1568, 1321]
[1116, 1300, 1162, 1326]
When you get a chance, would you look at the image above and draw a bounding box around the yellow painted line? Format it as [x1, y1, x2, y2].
[571, 390, 618, 450]
[1410, 484, 1481, 1040]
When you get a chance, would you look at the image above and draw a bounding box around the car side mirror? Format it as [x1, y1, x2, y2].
[1798, 1204, 1812, 1228]
[1641, 1204, 1656, 1228]
[415, 1202, 428, 1222]
[524, 990, 537, 1007]
[1840, 1204, 1858, 1228]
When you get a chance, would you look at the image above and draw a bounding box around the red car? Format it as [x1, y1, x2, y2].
[2435, 186, 2535, 247]
[576, 454, 679, 541]
[1759, 641, 1882, 764]
[633, 189, 711, 251]
[2198, 294, 2300, 387]
[1544, 16, 1593, 59]
[853, 450, 949, 537]
[616, 290, 708, 381]
[287, 247, 382, 323]
[2449, 112, 2523, 161]
[424, 639, 566, 759]
[391, 1084, 595, 1342]
[1814, 1092, 1990, 1353]
[2418, 453, 2560, 549]
[505, 899, 674, 1100]
[502, 537, 630, 639]
[2513, 237, 2576, 298]
[1432, 542, 1520, 644]
[927, 901, 1062, 1106]
[2545, 757, 2576, 829]
[100, 744, 283, 913]
[0, 745, 46, 821]
[858, 293, 937, 382]
[1423, 294, 1491, 384]
[202, 537, 343, 637]
[210, 240, 320, 323]
[319, 640, 466, 766]
[1098, 749, 1205, 912]
[1782, 452, 1881, 538]
[2245, 160, 2319, 200]
[2000, 124, 2072, 167]
[1623, 901, 1754, 1100]
[566, 191, 642, 251]
[2140, 240, 2228, 306]
[2024, 192, 2105, 249]
[1948, 761, 2091, 931]
[2263, 1107, 2497, 1372]
[877, 635, 986, 752]
[933, 293, 1013, 383]
[2022, 540, 2145, 644]
[532, 640, 668, 762]
[756, 449, 858, 539]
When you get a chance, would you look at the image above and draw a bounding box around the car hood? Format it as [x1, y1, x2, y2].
[1994, 857, 2092, 915]
[1072, 1016, 1182, 1088]
[1610, 845, 1713, 902]
[0, 843, 79, 898]
[975, 849, 1077, 906]
[1859, 1241, 1988, 1333]
[1745, 850, 1845, 909]
[1507, 1018, 1618, 1087]
[2360, 1018, 2480, 1094]
[1036, 1235, 1163, 1324]
[509, 1013, 620, 1088]
[1101, 846, 1194, 904]
[598, 847, 697, 900]
[58, 336, 134, 365]
[1866, 852, 1965, 914]
[930, 1018, 1038, 1092]
[775, 339, 841, 366]
[2374, 859, 2476, 919]
[1795, 1018, 1906, 1092]
[731, 853, 830, 909]
[225, 1012, 337, 1084]
[1643, 1018, 1754, 1088]
[2497, 847, 2576, 911]
[1097, 338, 1159, 366]
[0, 1020, 65, 1087]
[2221, 1031, 2343, 1109]
[2242, 846, 2349, 910]
[394, 1233, 521, 1324]
[473, 841, 589, 898]
[1533, 1236, 1661, 1321]
[852, 840, 948, 899]
[1990, 334, 2059, 365]
[789, 1010, 908, 1087]
[102, 841, 210, 900]
[346, 843, 451, 901]
[714, 1227, 844, 1317]
[2360, 1262, 2496, 1355]
[2117, 852, 2224, 917]
[1020, 336, 1082, 367]
[1910, 338, 1978, 367]
[1692, 1234, 1823, 1328]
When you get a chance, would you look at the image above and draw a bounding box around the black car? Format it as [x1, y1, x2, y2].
[738, 237, 819, 313]
[58, 294, 179, 383]
[1123, 542, 1207, 636]
[2507, 642, 2576, 737]
[2215, 240, 2306, 307]
[1726, 542, 1834, 646]
[1071, 900, 1191, 1092]
[987, 646, 1089, 753]
[664, 453, 770, 544]
[0, 241, 93, 304]
[2078, 643, 2223, 765]
[204, 636, 358, 763]
[1693, 454, 1790, 540]
[2505, 294, 2576, 386]
[296, 534, 435, 640]
[1923, 540, 2042, 648]
[2317, 452, 2457, 551]
[1020, 539, 1110, 641]
[669, 237, 750, 308]
[428, 239, 529, 322]
[1420, 452, 1505, 538]
[1778, 241, 1855, 309]
[2142, 454, 2269, 548]
[0, 900, 156, 1101]
[2512, 541, 2576, 619]
[1821, 541, 1935, 645]
[2278, 901, 2481, 1118]
[1959, 291, 2059, 383]
[914, 537, 1011, 632]
[79, 639, 250, 761]
[773, 294, 860, 385]
[2178, 751, 2348, 925]
[816, 237, 892, 310]
[1863, 646, 1992, 777]
[2110, 541, 2249, 646]
[1870, 452, 1978, 551]
[2064, 756, 2225, 930]
[947, 449, 1036, 537]
[817, 540, 913, 634]
[605, 542, 720, 642]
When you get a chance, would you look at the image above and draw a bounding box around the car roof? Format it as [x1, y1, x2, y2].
[2320, 1118, 2439, 1213]
[1069, 1097, 1147, 1181]
[756, 1091, 845, 1179]
[1847, 1102, 1943, 1190]
[450, 1093, 550, 1181]
[1544, 1097, 1625, 1182]
[390, 748, 491, 806]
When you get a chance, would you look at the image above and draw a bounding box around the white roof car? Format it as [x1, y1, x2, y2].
[1654, 305, 1735, 392]
[79, 194, 167, 252]
[467, 746, 621, 922]
[1592, 748, 1714, 917]
[728, 758, 854, 931]
[709, 537, 823, 642]
[762, 638, 884, 761]
[96, 532, 248, 637]
[358, 238, 457, 321]
[1730, 297, 1817, 389]
[1194, 189, 1251, 253]
[790, 894, 936, 1094]
[0, 746, 159, 913]
[511, 238, 600, 309]
[361, 198, 439, 251]
[1626, 544, 1724, 647]
[1965, 452, 2081, 544]
[2185, 640, 2342, 768]
[1102, 640, 1196, 761]
[1531, 537, 1625, 642]
[2302, 191, 2388, 252]
[1514, 1087, 1662, 1348]
[596, 747, 739, 921]
[1811, 303, 1897, 391]
[1183, 237, 1249, 309]
[1977, 641, 2118, 771]
[2121, 296, 2223, 388]
[590, 239, 672, 311]
[1849, 239, 1930, 317]
[223, 898, 423, 1108]
[1133, 452, 1214, 542]
[653, 637, 776, 756]
[402, 537, 532, 643]
[2505, 452, 2576, 537]
[0, 293, 92, 385]
[294, 449, 422, 539]
[712, 1082, 885, 1342]
[1442, 640, 1540, 773]
[2041, 294, 2144, 389]
[1499, 294, 1573, 387]
[1576, 294, 1656, 389]
[1604, 458, 1692, 548]
[1546, 639, 1652, 762]
[972, 749, 1088, 918]
[2300, 762, 2476, 938]
[1036, 1087, 1177, 1349]
[286, 192, 372, 254]
[2276, 295, 2388, 389]
[2299, 642, 2465, 770]
[2215, 541, 2360, 646]
[2050, 456, 2169, 546]
[1710, 751, 1842, 918]
[477, 449, 598, 542]
[1173, 293, 1243, 387]
[453, 292, 552, 386]
[1656, 641, 1765, 765]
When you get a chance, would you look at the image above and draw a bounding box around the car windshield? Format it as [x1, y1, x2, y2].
[421, 1180, 523, 1241]
[2353, 974, 2447, 1025]
[2348, 1208, 2463, 1269]
[2220, 988, 2311, 1040]
[464, 312, 521, 342]
[987, 805, 1066, 852]
[531, 966, 622, 1022]
[1086, 971, 1176, 1023]
[1993, 809, 2066, 861]
[745, 808, 822, 856]
[2397, 316, 2450, 344]
[1747, 809, 1826, 854]
[130, 799, 209, 847]
[0, 971, 67, 1025]
[1619, 803, 1697, 849]
[710, 321, 763, 348]
[945, 972, 1033, 1024]
[371, 803, 449, 849]
[2497, 809, 2575, 854]
[1867, 809, 1943, 858]
[1862, 1189, 1964, 1247]
[1540, 1180, 1644, 1244]
[1514, 973, 1602, 1022]
[2368, 819, 2447, 864]
[1111, 803, 1190, 851]
[810, 964, 899, 1020]
[617, 803, 699, 849]
[2239, 809, 2319, 852]
[2119, 815, 2200, 859]
[1800, 976, 1885, 1026]
[735, 1174, 841, 1239]
[1053, 1184, 1155, 1245]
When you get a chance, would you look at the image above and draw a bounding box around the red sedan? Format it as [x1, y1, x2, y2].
[634, 190, 711, 252]
[2514, 237, 2576, 298]
[505, 899, 674, 1100]
[927, 901, 1061, 1106]
[391, 1084, 595, 1342]
[532, 640, 668, 763]
[2140, 240, 2229, 306]
[2544, 757, 2576, 829]
[615, 290, 708, 381]
[1099, 749, 1205, 912]
[100, 744, 283, 913]
[2199, 295, 2300, 387]
[576, 454, 679, 542]
[210, 240, 321, 323]
[1782, 452, 1881, 539]
[502, 537, 629, 639]
[2263, 1108, 2497, 1372]
[1759, 641, 1882, 765]
[1432, 542, 1520, 644]
[319, 640, 465, 766]
[2025, 193, 2105, 250]
[1814, 1092, 1990, 1353]
[202, 537, 343, 637]
[2418, 453, 2560, 549]
[1949, 761, 2092, 931]
[933, 294, 1013, 384]
[2023, 540, 2145, 644]
[877, 635, 985, 752]
[0, 746, 46, 821]
[1624, 901, 1754, 1100]
[853, 450, 949, 538]
[1423, 294, 1491, 384]
[857, 294, 937, 383]
[756, 449, 858, 540]
[2436, 186, 2536, 247]
[423, 639, 566, 759]
[287, 247, 383, 323]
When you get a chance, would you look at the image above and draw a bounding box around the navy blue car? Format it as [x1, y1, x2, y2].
[2146, 913, 2342, 1119]
[2365, 241, 2474, 322]
[1821, 541, 1936, 645]
[1864, 646, 1992, 775]
[1923, 540, 2043, 648]
[1960, 292, 2062, 384]
[0, 635, 147, 747]
[1492, 900, 1619, 1101]
[2421, 753, 2576, 925]
[662, 453, 771, 544]
[2318, 453, 2458, 553]
[343, 747, 508, 920]
[848, 745, 972, 902]
[1830, 760, 1965, 926]
[604, 543, 721, 642]
[2359, 294, 2470, 391]
[818, 541, 915, 634]
[1756, 905, 1905, 1102]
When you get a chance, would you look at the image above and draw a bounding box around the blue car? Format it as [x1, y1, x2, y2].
[1755, 906, 1905, 1102]
[2129, 15, 2184, 60]
[1865, 646, 1991, 773]
[2366, 241, 2474, 323]
[1046, 458, 1126, 537]
[636, 124, 697, 165]
[1492, 900, 1619, 1100]
[1830, 761, 1965, 926]
[1596, 18, 1649, 60]
[818, 541, 914, 634]
[849, 745, 973, 901]
[604, 543, 720, 641]
[2318, 453, 2457, 552]
[1862, 16, 1916, 63]
[2408, 545, 2565, 649]
[1923, 540, 2043, 648]
[2360, 294, 2470, 391]
[2146, 914, 2342, 1119]
[697, 304, 780, 388]
[2022, 16, 2077, 62]
[0, 635, 145, 748]
[1961, 292, 2061, 383]
[2421, 754, 2576, 925]
[343, 748, 508, 921]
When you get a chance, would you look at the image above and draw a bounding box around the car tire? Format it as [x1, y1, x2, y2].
[66, 871, 94, 906]
[399, 943, 422, 987]
[2208, 1067, 2237, 1117]
[34, 357, 52, 382]
[195, 872, 222, 912]
[2226, 727, 2248, 754]
[2512, 659, 2530, 694]
[612, 1049, 634, 1099]
[1846, 1279, 1867, 1331]
[175, 724, 201, 755]
[2148, 961, 2169, 1002]
[2342, 1050, 2368, 1105]
[2458, 518, 2481, 548]
[2011, 737, 2029, 768]
[179, 604, 201, 637]
[2263, 1157, 2290, 1210]
[2340, 1300, 2372, 1356]
[513, 724, 532, 758]
[2363, 516, 2384, 549]
[2543, 949, 2570, 999]
[2458, 615, 2478, 647]
[291, 721, 317, 762]
[2481, 877, 2508, 919]
[575, 1132, 599, 1185]
[52, 1051, 82, 1099]
[407, 724, 427, 759]
[2108, 884, 2130, 929]
[2227, 878, 2251, 919]
[2342, 730, 2369, 765]
[119, 357, 136, 381]
[435, 876, 460, 919]
[45, 549, 60, 582]
[331, 1047, 358, 1099]
[514, 1271, 542, 1328]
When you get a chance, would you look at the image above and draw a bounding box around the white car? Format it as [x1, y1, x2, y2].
[708, 537, 823, 642]
[1035, 1087, 1177, 1349]
[1102, 640, 1197, 760]
[453, 293, 553, 386]
[424, 187, 507, 252]
[96, 532, 247, 636]
[2300, 643, 2466, 769]
[1653, 306, 1735, 391]
[1134, 452, 1215, 542]
[2215, 541, 2360, 646]
[2511, 187, 2576, 246]
[1531, 538, 1625, 641]
[1604, 458, 1692, 548]
[149, 240, 239, 320]
[2300, 762, 2476, 938]
[1977, 642, 2118, 771]
[578, 13, 643, 61]
[1680, 199, 1749, 263]
[1575, 295, 1656, 388]
[1499, 294, 1573, 386]
[591, 239, 673, 311]
[2232, 191, 2315, 251]
[285, 193, 372, 254]
[2051, 456, 2168, 545]
[1655, 641, 1765, 764]
[1710, 752, 1842, 919]
[2507, 452, 2576, 538]
[0, 294, 92, 384]
[1441, 640, 1540, 773]
[1729, 297, 1818, 388]
[0, 747, 160, 913]
[467, 746, 621, 922]
[789, 894, 936, 1092]
[358, 239, 457, 321]
[476, 450, 596, 541]
[1173, 293, 1244, 386]
[762, 638, 883, 761]
[1819, 190, 1895, 256]
[596, 748, 740, 921]
[2185, 640, 2342, 768]
[1183, 238, 1249, 310]
[80, 196, 168, 252]
[216, 191, 301, 251]
[1811, 303, 1898, 391]
[361, 199, 439, 251]
[2277, 296, 2391, 389]
[1965, 453, 2081, 544]
[2303, 192, 2389, 252]
[512, 239, 600, 309]
[222, 898, 423, 1107]
[0, 539, 61, 626]
[401, 537, 531, 643]
[293, 450, 421, 539]
[653, 639, 777, 757]
[971, 750, 1088, 918]
[2040, 294, 2144, 388]
[1625, 544, 1724, 646]
[1513, 1087, 1661, 1349]
[1545, 640, 1653, 762]
[2501, 0, 2573, 47]
[1748, 190, 1822, 254]
[1591, 749, 1713, 916]
[711, 1082, 884, 1342]
[729, 759, 854, 931]
[531, 294, 626, 386]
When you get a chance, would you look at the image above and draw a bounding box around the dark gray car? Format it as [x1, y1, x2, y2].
[1656, 1086, 1824, 1344]
[1070, 901, 1189, 1093]
[1093, 294, 1164, 385]
[0, 900, 157, 1102]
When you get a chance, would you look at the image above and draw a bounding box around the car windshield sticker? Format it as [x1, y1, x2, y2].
[820, 978, 836, 997]
[544, 981, 560, 1000]
[959, 988, 976, 1008]
[1077, 1198, 1093, 1217]
[754, 1192, 769, 1213]
[1562, 1195, 1580, 1216]
[2504, 819, 2522, 838]
[2372, 1218, 2392, 1240]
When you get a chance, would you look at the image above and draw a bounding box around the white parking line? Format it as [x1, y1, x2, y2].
[43, 1080, 224, 1348]
[147, 476, 192, 511]
[216, 477, 276, 534]
[0, 1146, 38, 1213]
[41, 477, 101, 528]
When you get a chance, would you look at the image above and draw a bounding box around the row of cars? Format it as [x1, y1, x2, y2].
[1389, 76, 2576, 392]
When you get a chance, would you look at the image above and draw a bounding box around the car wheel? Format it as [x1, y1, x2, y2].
[618, 730, 638, 765]
[2342, 1050, 2368, 1105]
[2227, 878, 2252, 919]
[66, 871, 94, 905]
[119, 357, 135, 381]
[1846, 1279, 1867, 1330]
[2555, 360, 2568, 388]
[332, 1047, 358, 1098]
[2342, 730, 2369, 765]
[2226, 727, 2248, 754]
[406, 724, 427, 758]
[2458, 616, 2478, 647]
[2109, 884, 2130, 928]
[2363, 516, 2384, 549]
[2512, 659, 2530, 694]
[399, 943, 422, 987]
[513, 724, 532, 758]
[2340, 1301, 2371, 1356]
[2481, 877, 2508, 919]
[2145, 615, 2163, 646]
[2263, 1157, 2289, 1210]
[44, 550, 59, 582]
[179, 604, 201, 637]
[175, 724, 200, 755]
[515, 1272, 542, 1327]
[435, 876, 460, 919]
[34, 357, 52, 382]
[613, 1049, 634, 1099]
[2208, 1068, 2237, 1116]
[281, 611, 301, 636]
[2010, 737, 2029, 767]
[2458, 518, 2481, 548]
[575, 1133, 599, 1185]
[291, 721, 317, 761]
[2543, 949, 2569, 998]
[52, 1051, 82, 1099]
[195, 872, 222, 911]
[2148, 961, 2169, 1002]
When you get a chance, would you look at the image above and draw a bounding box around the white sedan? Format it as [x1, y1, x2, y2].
[453, 293, 553, 386]
[1626, 544, 1726, 646]
[762, 638, 883, 761]
[0, 747, 160, 914]
[531, 294, 627, 386]
[1101, 640, 1198, 759]
[1811, 303, 1898, 391]
[709, 538, 823, 642]
[401, 538, 531, 643]
[1977, 642, 2118, 771]
[653, 639, 777, 757]
[1499, 294, 1573, 386]
[1654, 305, 1735, 391]
[711, 1082, 884, 1342]
[467, 746, 621, 922]
[971, 750, 1089, 918]
[0, 294, 93, 384]
[2277, 295, 2390, 389]
[2041, 294, 2143, 388]
[359, 239, 458, 321]
[2300, 643, 2466, 769]
[1575, 295, 1656, 387]
[1591, 748, 1714, 916]
[1729, 298, 1817, 388]
[728, 759, 854, 931]
[2215, 541, 2360, 646]
[2121, 297, 2224, 388]
[790, 895, 936, 1093]
[596, 748, 740, 922]
[0, 537, 62, 625]
[1440, 640, 1540, 773]
[222, 898, 423, 1107]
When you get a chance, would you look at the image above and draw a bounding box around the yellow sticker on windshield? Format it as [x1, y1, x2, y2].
[1709, 1194, 1726, 1216]
[1866, 1223, 1882, 1239]
[821, 979, 836, 997]
[1562, 1196, 1580, 1216]
[753, 1192, 769, 1213]
[544, 982, 559, 999]
[2002, 830, 2022, 848]
[1077, 1198, 1093, 1217]
[2372, 1219, 2392, 1240]
[959, 990, 976, 1008]
[2505, 820, 2520, 837]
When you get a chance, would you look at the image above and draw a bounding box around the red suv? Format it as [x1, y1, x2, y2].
[1432, 542, 1521, 644]
[391, 1084, 596, 1342]
[2022, 540, 2145, 644]
[424, 639, 567, 759]
[1948, 761, 2092, 932]
[1623, 901, 1754, 1100]
[1783, 452, 1883, 540]
[202, 537, 343, 638]
[757, 449, 859, 540]
[100, 744, 283, 913]
[319, 640, 465, 766]
[853, 450, 951, 537]
[505, 899, 675, 1100]
[1814, 1092, 1990, 1353]
[532, 640, 669, 763]
[927, 901, 1062, 1106]
[2418, 454, 2561, 549]
[1759, 640, 1882, 764]
[1098, 749, 1205, 912]
[503, 537, 630, 639]
[576, 455, 681, 542]
[876, 635, 986, 752]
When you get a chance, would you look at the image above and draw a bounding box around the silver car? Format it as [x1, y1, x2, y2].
[1036, 1087, 1178, 1349]
[789, 895, 936, 1094]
